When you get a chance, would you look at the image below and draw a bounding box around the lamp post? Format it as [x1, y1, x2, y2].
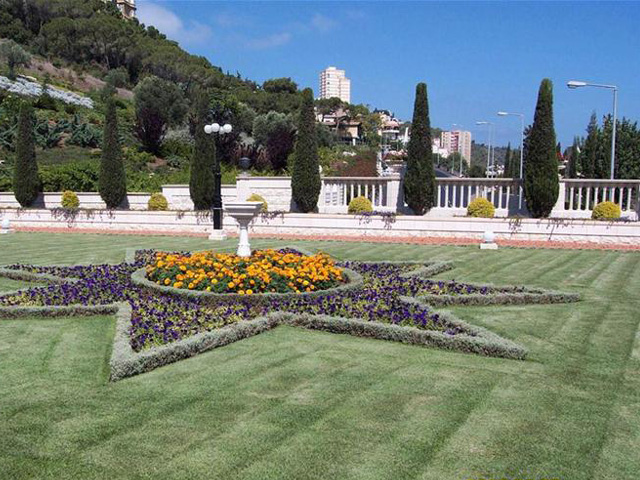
[497, 111, 525, 210]
[476, 121, 494, 177]
[204, 122, 233, 234]
[567, 80, 618, 180]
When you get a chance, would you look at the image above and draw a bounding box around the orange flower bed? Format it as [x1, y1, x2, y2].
[145, 249, 344, 295]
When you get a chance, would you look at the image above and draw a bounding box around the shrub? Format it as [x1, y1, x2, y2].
[61, 190, 79, 209]
[148, 192, 168, 211]
[467, 197, 495, 218]
[246, 193, 268, 212]
[592, 201, 621, 220]
[348, 196, 373, 214]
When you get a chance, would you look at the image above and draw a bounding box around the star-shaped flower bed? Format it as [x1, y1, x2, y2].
[0, 247, 579, 381]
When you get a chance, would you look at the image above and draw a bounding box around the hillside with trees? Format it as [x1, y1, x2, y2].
[0, 0, 382, 193]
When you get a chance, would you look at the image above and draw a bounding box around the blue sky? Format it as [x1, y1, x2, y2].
[137, 1, 640, 148]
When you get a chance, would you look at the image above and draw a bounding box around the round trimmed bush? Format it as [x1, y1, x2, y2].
[148, 192, 168, 211]
[61, 191, 79, 209]
[348, 196, 373, 214]
[592, 201, 621, 220]
[247, 193, 268, 212]
[467, 197, 495, 218]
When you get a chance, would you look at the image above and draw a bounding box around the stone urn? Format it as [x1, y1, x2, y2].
[224, 201, 263, 257]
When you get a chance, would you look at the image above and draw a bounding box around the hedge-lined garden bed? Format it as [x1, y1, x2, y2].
[0, 247, 580, 380]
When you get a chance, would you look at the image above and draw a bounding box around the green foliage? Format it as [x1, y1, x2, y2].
[403, 83, 435, 214]
[68, 118, 102, 148]
[468, 164, 485, 178]
[467, 197, 495, 218]
[99, 95, 126, 208]
[252, 111, 296, 171]
[40, 161, 99, 192]
[0, 39, 30, 79]
[104, 67, 129, 88]
[291, 88, 320, 213]
[502, 143, 511, 178]
[262, 78, 298, 94]
[133, 76, 187, 155]
[246, 193, 268, 212]
[189, 89, 215, 210]
[148, 192, 168, 211]
[591, 201, 621, 220]
[565, 136, 580, 178]
[13, 101, 40, 207]
[581, 113, 599, 178]
[523, 79, 559, 218]
[348, 196, 373, 214]
[61, 190, 79, 209]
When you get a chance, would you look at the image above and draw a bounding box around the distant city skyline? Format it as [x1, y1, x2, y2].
[137, 1, 640, 148]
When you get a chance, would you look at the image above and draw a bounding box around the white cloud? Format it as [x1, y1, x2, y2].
[137, 2, 212, 46]
[310, 13, 337, 33]
[245, 32, 292, 50]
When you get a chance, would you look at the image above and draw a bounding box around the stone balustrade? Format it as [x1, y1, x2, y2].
[1, 176, 639, 220]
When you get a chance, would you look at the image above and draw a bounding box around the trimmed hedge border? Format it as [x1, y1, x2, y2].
[130, 266, 364, 305]
[1, 246, 585, 381]
[417, 283, 580, 307]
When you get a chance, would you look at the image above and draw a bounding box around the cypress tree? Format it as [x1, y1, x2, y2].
[98, 93, 127, 209]
[403, 82, 436, 214]
[581, 113, 599, 178]
[291, 88, 320, 212]
[523, 78, 559, 218]
[566, 136, 580, 178]
[189, 89, 215, 210]
[503, 142, 512, 178]
[13, 101, 40, 207]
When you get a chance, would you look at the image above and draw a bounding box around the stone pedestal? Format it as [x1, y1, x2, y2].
[208, 229, 227, 241]
[224, 202, 263, 257]
[480, 242, 498, 250]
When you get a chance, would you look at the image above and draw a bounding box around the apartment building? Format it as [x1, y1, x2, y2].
[319, 66, 351, 103]
[441, 130, 472, 162]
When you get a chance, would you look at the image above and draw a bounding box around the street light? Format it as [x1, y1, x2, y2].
[496, 111, 525, 178]
[204, 122, 233, 234]
[567, 80, 618, 180]
[476, 121, 494, 177]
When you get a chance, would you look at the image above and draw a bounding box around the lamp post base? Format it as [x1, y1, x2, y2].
[208, 230, 227, 241]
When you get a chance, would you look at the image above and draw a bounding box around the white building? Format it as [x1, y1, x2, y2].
[319, 66, 351, 103]
[441, 130, 472, 162]
[105, 0, 136, 19]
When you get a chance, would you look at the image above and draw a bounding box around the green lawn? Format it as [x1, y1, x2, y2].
[0, 232, 639, 480]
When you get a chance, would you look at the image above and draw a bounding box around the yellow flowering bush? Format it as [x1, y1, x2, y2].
[145, 249, 344, 295]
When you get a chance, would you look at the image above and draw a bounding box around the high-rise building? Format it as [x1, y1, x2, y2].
[105, 0, 136, 19]
[319, 66, 351, 103]
[441, 130, 472, 162]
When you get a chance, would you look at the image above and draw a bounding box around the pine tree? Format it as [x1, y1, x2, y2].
[291, 88, 321, 213]
[581, 113, 599, 178]
[189, 89, 215, 210]
[13, 101, 40, 207]
[523, 78, 559, 218]
[503, 142, 512, 178]
[98, 92, 127, 209]
[403, 83, 436, 214]
[566, 136, 580, 178]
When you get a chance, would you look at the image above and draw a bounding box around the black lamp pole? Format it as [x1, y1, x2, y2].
[213, 152, 222, 230]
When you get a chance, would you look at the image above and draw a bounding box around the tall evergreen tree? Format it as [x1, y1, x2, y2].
[13, 101, 40, 207]
[596, 114, 613, 178]
[581, 112, 599, 178]
[403, 82, 436, 214]
[98, 92, 127, 209]
[565, 136, 580, 178]
[523, 78, 559, 218]
[189, 89, 215, 210]
[291, 88, 320, 213]
[503, 142, 512, 178]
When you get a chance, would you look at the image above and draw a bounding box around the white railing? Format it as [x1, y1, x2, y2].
[557, 179, 640, 219]
[434, 178, 524, 216]
[320, 176, 400, 213]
